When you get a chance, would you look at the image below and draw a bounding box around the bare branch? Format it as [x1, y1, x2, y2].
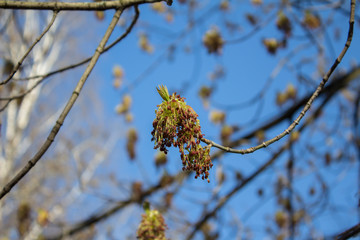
[0, 8, 124, 200]
[207, 66, 360, 160]
[0, 6, 140, 104]
[336, 223, 360, 240]
[0, 10, 59, 86]
[186, 142, 290, 240]
[0, 0, 167, 11]
[45, 175, 176, 239]
[188, 92, 335, 239]
[44, 82, 338, 238]
[14, 6, 140, 82]
[203, 0, 356, 155]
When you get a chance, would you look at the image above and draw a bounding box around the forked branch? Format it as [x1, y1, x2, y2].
[0, 6, 140, 103]
[0, 8, 124, 200]
[0, 10, 59, 86]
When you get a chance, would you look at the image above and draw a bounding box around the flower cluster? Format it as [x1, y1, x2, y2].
[151, 85, 213, 182]
[137, 208, 167, 240]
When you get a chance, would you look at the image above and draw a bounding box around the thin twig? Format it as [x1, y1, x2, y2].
[0, 10, 59, 86]
[45, 176, 175, 240]
[0, 100, 11, 112]
[186, 142, 290, 240]
[44, 78, 354, 238]
[336, 223, 360, 240]
[206, 66, 360, 161]
[202, 0, 356, 155]
[0, 6, 140, 103]
[188, 92, 335, 239]
[14, 6, 140, 82]
[0, 8, 124, 200]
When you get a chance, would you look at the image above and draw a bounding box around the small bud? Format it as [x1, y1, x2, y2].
[154, 151, 167, 168]
[263, 38, 280, 54]
[290, 131, 300, 142]
[139, 34, 154, 54]
[220, 0, 230, 11]
[209, 110, 226, 124]
[203, 27, 224, 54]
[276, 92, 287, 106]
[95, 11, 105, 21]
[251, 0, 263, 6]
[37, 209, 49, 226]
[112, 65, 124, 78]
[275, 210, 288, 228]
[285, 83, 297, 99]
[151, 2, 166, 13]
[276, 11, 292, 36]
[303, 11, 321, 29]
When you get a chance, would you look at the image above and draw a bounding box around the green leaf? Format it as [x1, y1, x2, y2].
[156, 85, 170, 102]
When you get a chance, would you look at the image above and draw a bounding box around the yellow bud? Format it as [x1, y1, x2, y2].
[139, 34, 154, 54]
[37, 209, 49, 226]
[95, 11, 105, 21]
[115, 104, 127, 115]
[112, 65, 124, 78]
[303, 11, 321, 29]
[209, 110, 225, 124]
[251, 0, 262, 5]
[275, 210, 288, 228]
[166, 13, 174, 23]
[123, 95, 132, 108]
[276, 92, 287, 106]
[255, 130, 265, 143]
[151, 2, 166, 13]
[203, 27, 224, 54]
[263, 38, 279, 54]
[290, 131, 300, 142]
[125, 113, 134, 123]
[286, 83, 297, 99]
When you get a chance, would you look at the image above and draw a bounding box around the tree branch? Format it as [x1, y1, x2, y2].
[202, 0, 356, 155]
[207, 65, 360, 160]
[188, 91, 335, 239]
[0, 0, 167, 11]
[0, 10, 59, 86]
[0, 5, 140, 103]
[12, 5, 140, 82]
[43, 73, 357, 238]
[336, 223, 360, 240]
[0, 8, 124, 200]
[45, 176, 175, 240]
[186, 142, 290, 240]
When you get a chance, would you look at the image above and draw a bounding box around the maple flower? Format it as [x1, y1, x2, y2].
[151, 85, 213, 182]
[137, 206, 167, 240]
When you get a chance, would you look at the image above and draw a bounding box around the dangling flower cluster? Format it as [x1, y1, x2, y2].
[151, 85, 213, 182]
[137, 208, 167, 240]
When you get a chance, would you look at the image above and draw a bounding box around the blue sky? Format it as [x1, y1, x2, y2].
[59, 1, 360, 239]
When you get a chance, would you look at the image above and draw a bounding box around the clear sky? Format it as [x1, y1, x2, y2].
[57, 1, 360, 239]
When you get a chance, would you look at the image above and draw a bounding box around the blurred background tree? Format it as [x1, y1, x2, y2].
[0, 0, 359, 239]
